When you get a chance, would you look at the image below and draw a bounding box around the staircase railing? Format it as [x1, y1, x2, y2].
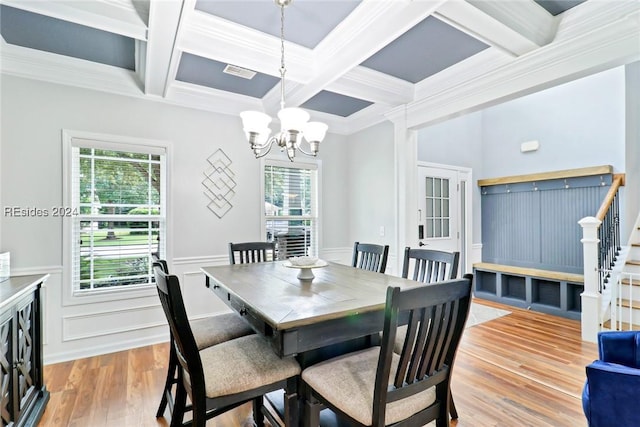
[596, 174, 624, 291]
[579, 174, 624, 342]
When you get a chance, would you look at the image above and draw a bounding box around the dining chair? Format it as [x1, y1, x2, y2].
[153, 263, 301, 427]
[301, 275, 473, 427]
[229, 241, 277, 264]
[351, 241, 389, 274]
[152, 259, 254, 427]
[401, 247, 460, 283]
[400, 247, 460, 420]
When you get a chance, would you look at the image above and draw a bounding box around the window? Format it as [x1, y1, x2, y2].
[425, 176, 450, 238]
[264, 161, 318, 259]
[65, 133, 166, 295]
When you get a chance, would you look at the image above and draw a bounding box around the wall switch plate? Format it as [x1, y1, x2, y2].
[521, 140, 540, 152]
[379, 226, 385, 236]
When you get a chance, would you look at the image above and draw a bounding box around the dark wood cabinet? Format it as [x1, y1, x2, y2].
[1, 275, 49, 427]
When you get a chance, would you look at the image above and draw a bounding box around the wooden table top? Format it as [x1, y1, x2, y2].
[201, 261, 419, 330]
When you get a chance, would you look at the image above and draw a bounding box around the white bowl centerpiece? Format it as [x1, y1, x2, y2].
[288, 256, 318, 267]
[285, 256, 327, 280]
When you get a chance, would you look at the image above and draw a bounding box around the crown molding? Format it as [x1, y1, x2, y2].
[468, 0, 557, 47]
[179, 9, 314, 82]
[414, 48, 511, 101]
[328, 66, 413, 105]
[435, 0, 556, 56]
[2, 0, 147, 40]
[345, 103, 394, 135]
[166, 80, 263, 116]
[0, 42, 142, 97]
[555, 0, 639, 41]
[404, 5, 640, 129]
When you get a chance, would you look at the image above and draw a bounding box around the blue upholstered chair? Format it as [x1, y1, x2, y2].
[582, 331, 640, 427]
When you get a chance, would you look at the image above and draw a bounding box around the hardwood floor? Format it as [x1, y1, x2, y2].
[40, 299, 597, 427]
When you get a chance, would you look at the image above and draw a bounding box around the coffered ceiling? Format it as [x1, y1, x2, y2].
[1, 0, 639, 134]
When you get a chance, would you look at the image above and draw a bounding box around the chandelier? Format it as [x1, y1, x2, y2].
[240, 0, 328, 161]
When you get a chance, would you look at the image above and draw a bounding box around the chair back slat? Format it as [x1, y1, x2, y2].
[373, 275, 472, 424]
[351, 241, 389, 274]
[152, 263, 205, 402]
[229, 242, 276, 264]
[402, 247, 460, 283]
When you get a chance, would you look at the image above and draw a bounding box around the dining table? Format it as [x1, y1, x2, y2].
[201, 259, 421, 364]
[201, 259, 449, 426]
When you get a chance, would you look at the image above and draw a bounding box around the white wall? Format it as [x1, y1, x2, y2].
[480, 66, 626, 177]
[345, 122, 397, 272]
[417, 65, 628, 249]
[625, 62, 640, 239]
[0, 75, 350, 363]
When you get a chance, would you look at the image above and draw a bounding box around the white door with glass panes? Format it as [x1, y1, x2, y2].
[417, 166, 459, 255]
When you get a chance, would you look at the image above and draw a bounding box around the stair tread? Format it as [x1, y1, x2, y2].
[603, 319, 640, 331]
[622, 278, 640, 285]
[627, 260, 640, 266]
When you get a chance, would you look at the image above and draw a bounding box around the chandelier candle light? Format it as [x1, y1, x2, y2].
[240, 0, 328, 161]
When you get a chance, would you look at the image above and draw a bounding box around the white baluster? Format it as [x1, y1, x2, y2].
[580, 216, 602, 342]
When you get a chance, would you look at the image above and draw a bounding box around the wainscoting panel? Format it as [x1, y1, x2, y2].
[62, 303, 165, 342]
[539, 187, 609, 273]
[481, 175, 610, 273]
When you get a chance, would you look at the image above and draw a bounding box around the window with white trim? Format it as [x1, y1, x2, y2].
[68, 137, 166, 293]
[264, 161, 318, 259]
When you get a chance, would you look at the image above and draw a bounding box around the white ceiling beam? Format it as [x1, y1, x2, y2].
[144, 0, 183, 97]
[1, 0, 148, 40]
[398, 0, 640, 129]
[0, 40, 142, 97]
[327, 67, 414, 106]
[265, 0, 449, 112]
[165, 80, 263, 117]
[259, 65, 414, 116]
[345, 103, 396, 135]
[414, 48, 512, 100]
[178, 9, 314, 81]
[434, 0, 557, 57]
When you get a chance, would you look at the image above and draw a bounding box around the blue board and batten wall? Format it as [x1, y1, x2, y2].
[475, 167, 613, 319]
[481, 174, 611, 274]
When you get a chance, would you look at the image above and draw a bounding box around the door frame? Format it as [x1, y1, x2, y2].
[416, 161, 473, 274]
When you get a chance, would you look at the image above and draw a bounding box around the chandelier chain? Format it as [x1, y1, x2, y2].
[279, 3, 286, 110]
[239, 0, 326, 162]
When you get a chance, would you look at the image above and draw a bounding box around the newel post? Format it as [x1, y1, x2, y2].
[579, 216, 602, 343]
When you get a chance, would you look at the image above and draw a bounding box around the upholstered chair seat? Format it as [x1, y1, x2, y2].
[152, 259, 254, 425]
[200, 335, 301, 398]
[153, 263, 301, 427]
[302, 347, 435, 426]
[191, 313, 254, 350]
[302, 276, 473, 427]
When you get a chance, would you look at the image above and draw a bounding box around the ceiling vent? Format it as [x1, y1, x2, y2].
[223, 64, 256, 80]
